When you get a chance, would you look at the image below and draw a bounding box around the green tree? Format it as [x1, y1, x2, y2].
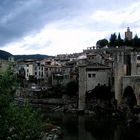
[132, 34, 140, 48]
[117, 33, 124, 47]
[96, 39, 108, 48]
[0, 71, 17, 95]
[5, 103, 41, 140]
[0, 71, 42, 139]
[109, 33, 117, 47]
[124, 39, 132, 47]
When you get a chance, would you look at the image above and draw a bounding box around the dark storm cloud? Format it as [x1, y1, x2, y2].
[0, 0, 96, 46]
[0, 0, 138, 47]
[0, 0, 83, 46]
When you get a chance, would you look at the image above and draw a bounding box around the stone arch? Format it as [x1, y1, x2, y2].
[123, 86, 137, 109]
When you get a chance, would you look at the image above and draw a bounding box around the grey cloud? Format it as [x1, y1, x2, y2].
[0, 0, 87, 46]
[25, 40, 52, 50]
[0, 0, 66, 45]
[0, 0, 138, 47]
[120, 21, 140, 30]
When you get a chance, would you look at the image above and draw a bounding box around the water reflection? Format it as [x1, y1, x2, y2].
[45, 112, 139, 140]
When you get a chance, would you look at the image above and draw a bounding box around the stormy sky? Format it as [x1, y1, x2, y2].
[1, 0, 140, 55]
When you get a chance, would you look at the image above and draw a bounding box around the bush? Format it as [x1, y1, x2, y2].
[5, 103, 42, 140]
[0, 71, 43, 139]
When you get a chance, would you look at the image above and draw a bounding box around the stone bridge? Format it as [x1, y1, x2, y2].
[122, 76, 140, 105]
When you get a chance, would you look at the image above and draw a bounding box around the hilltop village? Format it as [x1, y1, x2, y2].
[1, 27, 140, 113]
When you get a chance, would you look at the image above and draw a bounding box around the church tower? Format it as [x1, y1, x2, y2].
[125, 27, 132, 40]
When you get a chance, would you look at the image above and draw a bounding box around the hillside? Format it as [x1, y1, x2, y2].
[0, 50, 13, 60]
[14, 54, 52, 60]
[0, 50, 52, 60]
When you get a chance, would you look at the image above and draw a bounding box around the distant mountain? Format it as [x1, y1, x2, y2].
[0, 50, 53, 60]
[14, 54, 52, 60]
[0, 50, 13, 60]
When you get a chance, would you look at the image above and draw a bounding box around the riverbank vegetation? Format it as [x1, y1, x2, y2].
[0, 71, 44, 139]
[1, 69, 140, 139]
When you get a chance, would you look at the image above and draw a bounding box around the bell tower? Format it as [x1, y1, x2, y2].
[125, 27, 132, 40]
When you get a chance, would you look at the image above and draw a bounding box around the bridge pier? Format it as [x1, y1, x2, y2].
[78, 65, 86, 111]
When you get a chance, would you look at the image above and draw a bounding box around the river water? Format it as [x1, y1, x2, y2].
[44, 112, 140, 140]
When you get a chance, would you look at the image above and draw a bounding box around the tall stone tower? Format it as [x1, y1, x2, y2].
[114, 50, 139, 105]
[114, 52, 125, 103]
[131, 52, 137, 75]
[125, 27, 132, 40]
[78, 65, 86, 111]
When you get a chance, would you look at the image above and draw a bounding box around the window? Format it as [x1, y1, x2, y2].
[88, 73, 96, 78]
[137, 56, 140, 60]
[88, 74, 91, 78]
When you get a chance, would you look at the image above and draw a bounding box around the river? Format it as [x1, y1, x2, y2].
[43, 112, 140, 140]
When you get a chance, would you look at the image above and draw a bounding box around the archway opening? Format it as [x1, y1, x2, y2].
[123, 86, 137, 109]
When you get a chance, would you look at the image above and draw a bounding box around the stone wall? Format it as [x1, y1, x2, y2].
[78, 63, 111, 110]
[114, 52, 124, 104]
[86, 70, 110, 91]
[78, 65, 86, 111]
[122, 76, 140, 105]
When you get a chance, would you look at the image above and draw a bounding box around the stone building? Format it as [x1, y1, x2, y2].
[79, 41, 140, 109]
[17, 59, 45, 81]
[78, 54, 111, 110]
[114, 50, 140, 106]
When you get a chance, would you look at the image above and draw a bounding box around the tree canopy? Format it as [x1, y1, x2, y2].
[109, 33, 117, 47]
[96, 39, 108, 48]
[96, 32, 140, 48]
